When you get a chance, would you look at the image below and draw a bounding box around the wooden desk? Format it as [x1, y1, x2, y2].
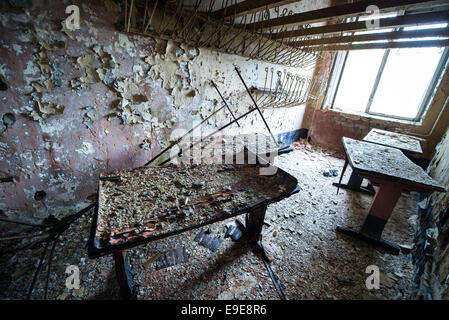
[333, 129, 423, 195]
[336, 137, 445, 254]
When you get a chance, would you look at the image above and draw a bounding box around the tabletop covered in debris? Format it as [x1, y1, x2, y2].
[90, 161, 297, 256]
[362, 128, 423, 154]
[343, 137, 444, 191]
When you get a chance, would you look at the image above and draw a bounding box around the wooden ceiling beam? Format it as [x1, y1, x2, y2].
[243, 0, 444, 31]
[304, 38, 449, 51]
[272, 9, 449, 40]
[289, 27, 449, 47]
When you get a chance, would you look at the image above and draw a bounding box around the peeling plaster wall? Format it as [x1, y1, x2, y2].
[411, 127, 449, 299]
[0, 0, 314, 226]
[417, 128, 449, 299]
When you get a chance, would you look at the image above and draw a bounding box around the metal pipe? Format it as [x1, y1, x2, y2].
[211, 80, 240, 127]
[158, 106, 259, 166]
[234, 66, 279, 146]
[143, 104, 228, 166]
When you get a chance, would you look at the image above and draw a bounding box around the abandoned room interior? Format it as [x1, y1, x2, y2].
[1, 0, 449, 302]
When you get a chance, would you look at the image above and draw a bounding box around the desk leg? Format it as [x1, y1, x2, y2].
[337, 182, 403, 254]
[332, 159, 375, 195]
[245, 204, 268, 244]
[113, 250, 135, 300]
[245, 205, 285, 299]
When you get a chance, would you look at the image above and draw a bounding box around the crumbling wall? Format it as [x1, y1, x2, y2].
[414, 127, 449, 299]
[0, 0, 315, 226]
[304, 109, 436, 154]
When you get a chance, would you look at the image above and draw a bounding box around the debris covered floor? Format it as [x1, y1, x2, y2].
[0, 143, 418, 300]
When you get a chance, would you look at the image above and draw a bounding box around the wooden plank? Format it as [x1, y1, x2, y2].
[362, 128, 423, 154]
[289, 27, 449, 47]
[243, 0, 442, 31]
[211, 0, 296, 19]
[272, 10, 449, 39]
[342, 137, 445, 192]
[303, 38, 449, 51]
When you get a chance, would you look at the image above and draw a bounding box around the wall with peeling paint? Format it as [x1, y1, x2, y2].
[0, 0, 316, 226]
[410, 127, 449, 299]
[426, 128, 449, 299]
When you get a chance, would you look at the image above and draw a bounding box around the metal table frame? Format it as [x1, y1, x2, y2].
[88, 154, 300, 299]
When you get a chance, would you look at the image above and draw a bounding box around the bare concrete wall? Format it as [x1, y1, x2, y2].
[0, 0, 318, 227]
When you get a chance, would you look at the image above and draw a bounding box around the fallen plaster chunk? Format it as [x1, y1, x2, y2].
[155, 247, 190, 270]
[194, 229, 223, 252]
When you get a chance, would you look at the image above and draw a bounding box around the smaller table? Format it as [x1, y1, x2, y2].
[333, 129, 423, 195]
[336, 137, 445, 253]
[362, 128, 423, 155]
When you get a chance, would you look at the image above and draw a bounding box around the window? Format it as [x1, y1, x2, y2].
[323, 21, 449, 121]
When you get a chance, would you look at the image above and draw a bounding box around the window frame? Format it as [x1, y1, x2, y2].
[322, 27, 449, 122]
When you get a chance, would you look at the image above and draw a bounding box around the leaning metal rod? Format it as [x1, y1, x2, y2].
[143, 0, 159, 33]
[23, 204, 94, 299]
[26, 240, 49, 300]
[0, 217, 50, 229]
[306, 60, 329, 145]
[158, 106, 259, 166]
[0, 232, 46, 241]
[255, 238, 286, 300]
[211, 80, 240, 127]
[234, 66, 278, 146]
[44, 239, 57, 299]
[143, 103, 230, 167]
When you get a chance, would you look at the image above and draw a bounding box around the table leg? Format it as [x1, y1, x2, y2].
[336, 182, 403, 254]
[332, 159, 375, 195]
[113, 250, 135, 300]
[245, 204, 268, 244]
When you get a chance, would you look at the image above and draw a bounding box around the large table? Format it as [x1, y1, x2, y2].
[88, 150, 300, 299]
[333, 129, 424, 195]
[335, 137, 445, 253]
